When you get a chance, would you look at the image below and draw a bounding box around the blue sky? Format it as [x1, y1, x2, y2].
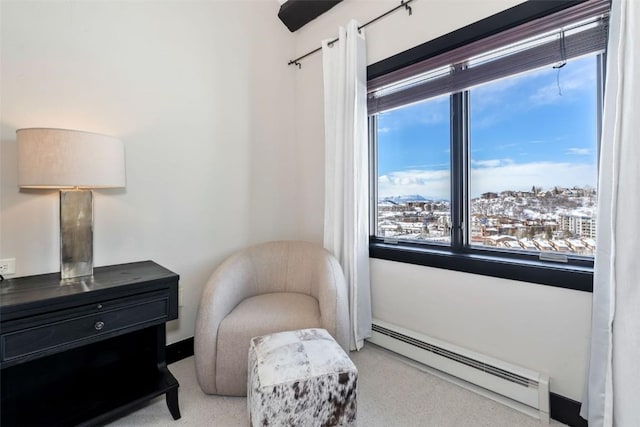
[377, 55, 598, 200]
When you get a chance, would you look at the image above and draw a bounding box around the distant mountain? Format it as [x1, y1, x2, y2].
[381, 195, 442, 204]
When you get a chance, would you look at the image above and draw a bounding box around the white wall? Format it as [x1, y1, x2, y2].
[0, 0, 297, 344]
[0, 0, 594, 401]
[292, 0, 592, 400]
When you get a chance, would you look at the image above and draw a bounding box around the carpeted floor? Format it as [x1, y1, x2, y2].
[109, 343, 566, 426]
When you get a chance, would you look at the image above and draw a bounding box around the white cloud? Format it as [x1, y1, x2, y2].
[566, 147, 591, 156]
[378, 169, 450, 199]
[471, 159, 511, 168]
[405, 162, 450, 169]
[528, 58, 596, 107]
[378, 161, 596, 199]
[469, 161, 596, 197]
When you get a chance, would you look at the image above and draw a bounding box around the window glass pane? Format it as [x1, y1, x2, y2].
[376, 95, 451, 244]
[469, 55, 598, 256]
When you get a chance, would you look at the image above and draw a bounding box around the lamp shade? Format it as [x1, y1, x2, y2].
[17, 128, 126, 189]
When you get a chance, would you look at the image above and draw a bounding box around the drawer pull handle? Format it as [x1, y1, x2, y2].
[94, 321, 105, 331]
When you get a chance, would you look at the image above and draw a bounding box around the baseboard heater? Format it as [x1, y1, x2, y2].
[369, 320, 550, 422]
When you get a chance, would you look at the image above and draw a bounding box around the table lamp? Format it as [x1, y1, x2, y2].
[17, 128, 126, 279]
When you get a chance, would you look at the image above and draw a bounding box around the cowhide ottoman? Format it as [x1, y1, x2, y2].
[247, 328, 357, 427]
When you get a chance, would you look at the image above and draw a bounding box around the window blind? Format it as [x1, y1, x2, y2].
[368, 0, 610, 115]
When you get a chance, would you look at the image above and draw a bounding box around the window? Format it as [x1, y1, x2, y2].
[368, 0, 609, 291]
[376, 94, 451, 245]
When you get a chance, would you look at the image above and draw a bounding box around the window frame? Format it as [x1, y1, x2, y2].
[368, 0, 607, 293]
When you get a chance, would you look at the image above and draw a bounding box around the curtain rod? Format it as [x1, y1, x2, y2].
[288, 0, 415, 69]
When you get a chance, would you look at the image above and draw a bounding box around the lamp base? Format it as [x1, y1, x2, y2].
[60, 189, 93, 279]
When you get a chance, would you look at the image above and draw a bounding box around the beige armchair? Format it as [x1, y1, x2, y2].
[194, 241, 349, 396]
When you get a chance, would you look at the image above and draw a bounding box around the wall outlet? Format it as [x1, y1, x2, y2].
[179, 286, 184, 307]
[0, 258, 16, 275]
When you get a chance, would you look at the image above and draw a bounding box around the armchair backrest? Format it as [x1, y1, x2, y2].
[243, 241, 336, 300]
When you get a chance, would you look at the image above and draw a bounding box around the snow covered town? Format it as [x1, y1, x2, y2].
[377, 186, 597, 256]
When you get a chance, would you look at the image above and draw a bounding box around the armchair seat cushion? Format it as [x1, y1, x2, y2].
[216, 292, 322, 396]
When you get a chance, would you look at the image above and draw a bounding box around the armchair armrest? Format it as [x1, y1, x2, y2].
[316, 252, 350, 351]
[194, 252, 257, 394]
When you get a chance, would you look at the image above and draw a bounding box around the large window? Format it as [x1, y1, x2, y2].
[368, 0, 609, 291]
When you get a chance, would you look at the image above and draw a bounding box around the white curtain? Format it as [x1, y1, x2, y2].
[581, 0, 640, 425]
[322, 20, 372, 351]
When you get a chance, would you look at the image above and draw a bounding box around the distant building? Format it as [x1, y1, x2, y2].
[581, 238, 596, 250]
[566, 239, 587, 254]
[483, 235, 517, 247]
[500, 240, 522, 249]
[559, 214, 597, 239]
[379, 189, 596, 255]
[378, 200, 404, 212]
[550, 240, 570, 252]
[518, 239, 537, 250]
[533, 239, 554, 251]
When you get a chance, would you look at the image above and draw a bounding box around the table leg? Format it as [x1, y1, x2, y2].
[166, 388, 181, 420]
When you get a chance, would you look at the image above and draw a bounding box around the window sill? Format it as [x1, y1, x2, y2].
[369, 240, 593, 292]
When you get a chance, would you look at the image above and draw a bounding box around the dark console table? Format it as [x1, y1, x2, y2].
[0, 261, 181, 426]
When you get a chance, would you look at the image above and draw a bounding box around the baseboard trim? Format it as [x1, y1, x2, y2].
[550, 392, 588, 427]
[166, 337, 194, 365]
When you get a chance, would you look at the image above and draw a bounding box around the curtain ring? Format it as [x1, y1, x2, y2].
[402, 0, 412, 16]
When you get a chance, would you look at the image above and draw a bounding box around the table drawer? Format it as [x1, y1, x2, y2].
[1, 296, 168, 363]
